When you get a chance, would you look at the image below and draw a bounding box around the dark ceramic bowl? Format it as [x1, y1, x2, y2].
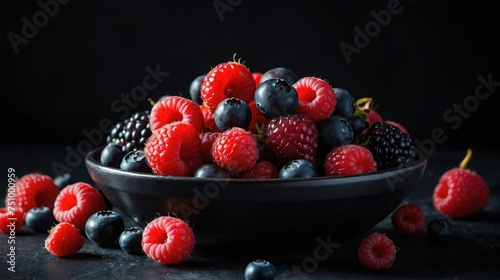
[85, 147, 427, 260]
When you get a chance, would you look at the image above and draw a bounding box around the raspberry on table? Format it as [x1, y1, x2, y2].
[0, 208, 24, 234]
[357, 232, 397, 271]
[211, 127, 259, 174]
[7, 172, 60, 214]
[145, 122, 203, 176]
[391, 203, 426, 235]
[323, 144, 377, 177]
[45, 222, 84, 257]
[53, 182, 107, 231]
[141, 216, 195, 265]
[149, 95, 205, 133]
[292, 76, 337, 122]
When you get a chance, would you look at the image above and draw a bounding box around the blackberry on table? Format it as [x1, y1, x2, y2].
[106, 111, 152, 153]
[363, 122, 415, 170]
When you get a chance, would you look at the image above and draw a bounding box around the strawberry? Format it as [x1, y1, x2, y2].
[200, 60, 256, 112]
[211, 127, 259, 174]
[53, 182, 107, 231]
[141, 216, 195, 265]
[292, 76, 337, 122]
[357, 232, 397, 271]
[264, 114, 319, 164]
[433, 149, 490, 218]
[0, 207, 24, 234]
[45, 222, 84, 257]
[145, 122, 203, 176]
[149, 95, 205, 133]
[7, 173, 60, 214]
[323, 144, 377, 177]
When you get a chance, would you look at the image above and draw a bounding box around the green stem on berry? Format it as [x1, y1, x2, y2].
[148, 98, 155, 107]
[459, 148, 473, 169]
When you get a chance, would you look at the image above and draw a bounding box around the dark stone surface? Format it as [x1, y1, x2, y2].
[1, 146, 499, 279]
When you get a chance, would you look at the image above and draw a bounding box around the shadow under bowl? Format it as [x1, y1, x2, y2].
[85, 147, 427, 260]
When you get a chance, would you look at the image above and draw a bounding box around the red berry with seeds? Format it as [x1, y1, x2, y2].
[145, 122, 203, 176]
[211, 127, 259, 173]
[264, 114, 319, 164]
[391, 203, 425, 235]
[53, 182, 107, 231]
[200, 60, 256, 112]
[0, 207, 24, 234]
[141, 216, 195, 265]
[358, 233, 397, 271]
[323, 144, 377, 177]
[45, 222, 84, 257]
[433, 149, 490, 218]
[292, 76, 336, 122]
[200, 131, 221, 164]
[240, 161, 278, 179]
[149, 95, 204, 133]
[7, 172, 60, 214]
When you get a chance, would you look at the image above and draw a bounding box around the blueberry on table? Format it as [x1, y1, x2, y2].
[85, 210, 125, 247]
[244, 259, 276, 280]
[278, 159, 317, 179]
[427, 218, 452, 238]
[214, 97, 252, 131]
[53, 172, 74, 190]
[254, 78, 298, 119]
[25, 206, 57, 233]
[119, 226, 144, 254]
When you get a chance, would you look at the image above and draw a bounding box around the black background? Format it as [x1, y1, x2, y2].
[2, 0, 499, 150]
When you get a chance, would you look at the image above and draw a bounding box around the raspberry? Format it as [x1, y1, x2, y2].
[211, 127, 259, 174]
[200, 60, 256, 112]
[323, 144, 377, 177]
[141, 216, 195, 265]
[357, 233, 397, 271]
[106, 110, 152, 153]
[292, 76, 336, 122]
[7, 173, 60, 214]
[200, 104, 220, 132]
[200, 131, 221, 164]
[391, 204, 425, 235]
[264, 114, 319, 164]
[0, 207, 24, 234]
[45, 222, 84, 257]
[53, 182, 107, 231]
[149, 95, 204, 133]
[433, 149, 490, 218]
[145, 122, 203, 176]
[248, 100, 269, 133]
[240, 161, 278, 179]
[252, 72, 262, 86]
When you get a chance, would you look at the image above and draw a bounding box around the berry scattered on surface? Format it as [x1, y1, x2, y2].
[53, 182, 107, 231]
[45, 222, 84, 257]
[193, 164, 231, 178]
[278, 159, 317, 179]
[427, 218, 452, 238]
[100, 143, 125, 168]
[433, 149, 490, 218]
[214, 97, 252, 131]
[240, 161, 278, 179]
[293, 76, 337, 122]
[323, 144, 377, 177]
[391, 204, 425, 235]
[149, 95, 205, 133]
[357, 232, 396, 271]
[244, 259, 277, 280]
[0, 207, 24, 234]
[254, 78, 298, 119]
[8, 172, 60, 214]
[119, 226, 144, 254]
[142, 216, 195, 265]
[189, 74, 205, 105]
[85, 210, 125, 247]
[211, 127, 259, 174]
[53, 173, 74, 190]
[120, 149, 151, 173]
[25, 206, 57, 233]
[259, 66, 299, 86]
[107, 110, 152, 153]
[145, 122, 203, 176]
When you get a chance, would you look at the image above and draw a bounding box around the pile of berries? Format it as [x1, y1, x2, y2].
[100, 57, 416, 179]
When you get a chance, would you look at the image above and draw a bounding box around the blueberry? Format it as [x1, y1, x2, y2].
[259, 67, 299, 86]
[278, 159, 317, 179]
[214, 97, 251, 131]
[427, 218, 452, 238]
[318, 115, 354, 149]
[194, 164, 230, 178]
[120, 150, 151, 173]
[119, 226, 144, 254]
[189, 74, 205, 105]
[244, 259, 276, 280]
[350, 115, 369, 137]
[53, 172, 74, 190]
[100, 143, 125, 168]
[254, 78, 298, 119]
[333, 88, 355, 120]
[25, 206, 57, 233]
[85, 210, 125, 247]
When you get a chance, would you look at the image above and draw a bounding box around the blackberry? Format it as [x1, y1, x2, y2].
[363, 122, 415, 170]
[106, 111, 152, 153]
